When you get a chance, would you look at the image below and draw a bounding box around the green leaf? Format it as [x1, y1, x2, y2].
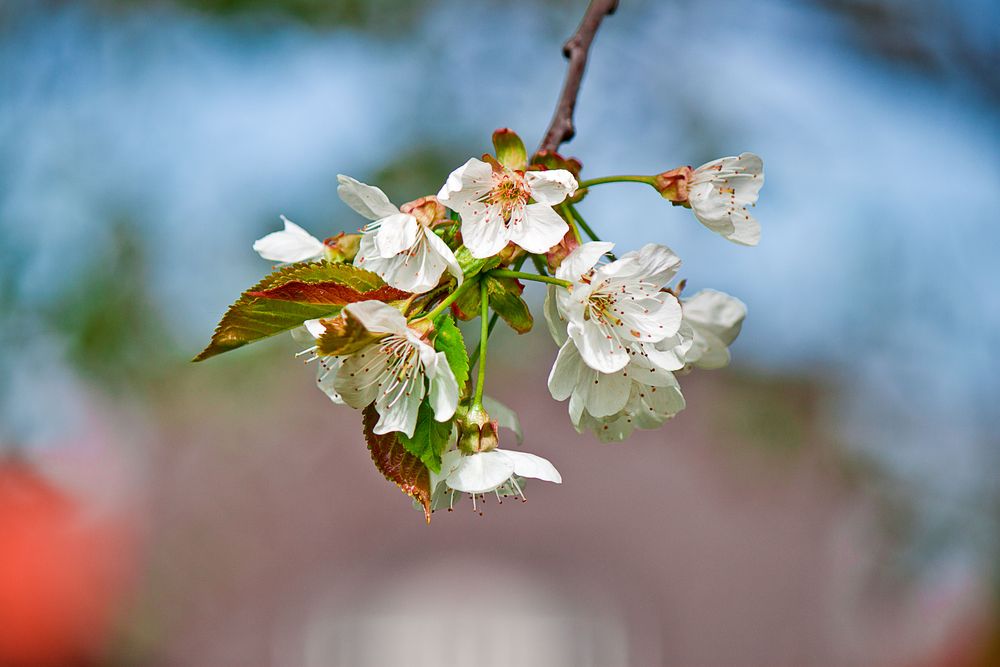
[195, 262, 404, 362]
[315, 307, 382, 356]
[434, 315, 470, 390]
[398, 402, 452, 474]
[454, 246, 502, 278]
[492, 128, 527, 171]
[362, 405, 432, 523]
[486, 276, 533, 334]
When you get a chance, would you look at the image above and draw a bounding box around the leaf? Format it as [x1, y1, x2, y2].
[315, 308, 382, 356]
[398, 402, 452, 474]
[195, 262, 403, 362]
[363, 405, 432, 523]
[451, 276, 482, 321]
[492, 128, 527, 170]
[434, 315, 470, 390]
[250, 281, 408, 305]
[454, 246, 502, 278]
[486, 276, 533, 334]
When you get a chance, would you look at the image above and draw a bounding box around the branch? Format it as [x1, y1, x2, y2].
[538, 0, 619, 154]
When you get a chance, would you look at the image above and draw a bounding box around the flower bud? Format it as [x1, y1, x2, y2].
[323, 232, 361, 263]
[458, 404, 499, 454]
[400, 196, 447, 227]
[653, 166, 694, 205]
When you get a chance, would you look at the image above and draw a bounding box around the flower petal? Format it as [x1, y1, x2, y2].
[583, 368, 631, 418]
[498, 450, 562, 484]
[461, 206, 510, 259]
[510, 203, 568, 254]
[436, 158, 495, 213]
[252, 216, 327, 263]
[337, 175, 401, 221]
[422, 227, 464, 285]
[525, 169, 578, 205]
[374, 386, 423, 438]
[554, 241, 615, 281]
[428, 351, 459, 422]
[343, 301, 408, 335]
[445, 451, 515, 494]
[373, 213, 420, 258]
[683, 289, 746, 346]
[543, 286, 569, 346]
[569, 320, 629, 373]
[333, 343, 384, 409]
[547, 339, 583, 401]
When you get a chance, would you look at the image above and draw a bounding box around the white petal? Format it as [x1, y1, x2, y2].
[510, 203, 568, 254]
[374, 213, 420, 258]
[683, 289, 747, 345]
[498, 450, 562, 484]
[303, 318, 327, 339]
[555, 241, 615, 281]
[374, 387, 423, 438]
[543, 287, 569, 346]
[422, 228, 464, 285]
[461, 207, 511, 259]
[445, 451, 515, 494]
[524, 169, 578, 205]
[367, 237, 445, 293]
[547, 339, 583, 401]
[316, 356, 345, 404]
[482, 396, 523, 444]
[436, 158, 495, 212]
[584, 369, 631, 418]
[342, 301, 409, 336]
[252, 216, 326, 263]
[569, 320, 629, 373]
[428, 351, 459, 422]
[337, 174, 401, 221]
[333, 343, 384, 409]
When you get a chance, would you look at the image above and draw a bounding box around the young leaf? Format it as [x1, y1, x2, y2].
[486, 276, 533, 334]
[398, 402, 452, 473]
[434, 315, 470, 390]
[492, 128, 527, 171]
[362, 405, 432, 523]
[195, 262, 403, 362]
[315, 308, 381, 356]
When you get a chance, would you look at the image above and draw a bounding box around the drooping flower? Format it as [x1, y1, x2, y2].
[436, 158, 577, 259]
[306, 301, 459, 437]
[338, 175, 462, 294]
[681, 289, 747, 369]
[656, 153, 764, 246]
[552, 241, 684, 374]
[253, 215, 328, 263]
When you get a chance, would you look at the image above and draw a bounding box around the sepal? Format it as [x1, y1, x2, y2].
[492, 128, 528, 171]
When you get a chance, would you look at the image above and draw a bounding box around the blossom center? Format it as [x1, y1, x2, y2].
[484, 172, 529, 222]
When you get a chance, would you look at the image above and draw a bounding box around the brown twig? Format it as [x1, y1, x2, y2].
[538, 0, 619, 154]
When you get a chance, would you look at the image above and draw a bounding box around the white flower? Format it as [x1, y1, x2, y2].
[253, 215, 327, 263]
[553, 241, 684, 374]
[308, 301, 458, 437]
[436, 158, 577, 259]
[688, 153, 764, 246]
[338, 175, 462, 294]
[681, 289, 747, 369]
[293, 319, 346, 404]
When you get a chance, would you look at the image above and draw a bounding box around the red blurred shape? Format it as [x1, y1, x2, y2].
[0, 462, 133, 666]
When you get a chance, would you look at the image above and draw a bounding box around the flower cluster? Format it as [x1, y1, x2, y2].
[199, 128, 763, 521]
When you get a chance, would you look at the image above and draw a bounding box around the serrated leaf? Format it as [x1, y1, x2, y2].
[434, 315, 470, 390]
[362, 405, 432, 523]
[398, 402, 452, 474]
[492, 128, 527, 171]
[486, 276, 533, 334]
[250, 281, 408, 305]
[195, 262, 400, 362]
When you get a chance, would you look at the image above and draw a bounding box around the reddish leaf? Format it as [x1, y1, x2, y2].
[250, 281, 409, 305]
[362, 406, 432, 523]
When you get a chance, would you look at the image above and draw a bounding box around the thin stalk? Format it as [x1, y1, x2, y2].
[423, 277, 477, 321]
[468, 313, 499, 370]
[530, 254, 550, 276]
[578, 174, 655, 189]
[567, 203, 617, 260]
[473, 280, 489, 405]
[562, 204, 583, 244]
[487, 269, 571, 289]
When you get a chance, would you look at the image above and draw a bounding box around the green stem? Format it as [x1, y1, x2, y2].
[578, 174, 656, 189]
[473, 279, 489, 406]
[530, 254, 550, 276]
[561, 203, 582, 244]
[468, 313, 498, 369]
[567, 203, 617, 260]
[423, 277, 477, 321]
[487, 269, 571, 288]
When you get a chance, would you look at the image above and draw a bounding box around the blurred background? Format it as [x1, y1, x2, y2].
[1, 0, 998, 664]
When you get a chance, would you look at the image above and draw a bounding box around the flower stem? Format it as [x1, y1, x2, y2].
[566, 203, 617, 260]
[561, 204, 583, 244]
[486, 269, 571, 288]
[468, 313, 498, 369]
[578, 174, 656, 189]
[423, 277, 477, 321]
[473, 279, 489, 406]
